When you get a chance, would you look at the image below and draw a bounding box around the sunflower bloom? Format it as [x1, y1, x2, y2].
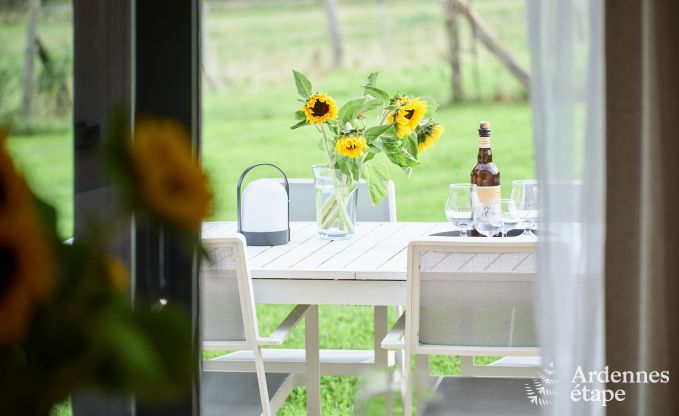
[388, 98, 428, 139]
[0, 215, 56, 344]
[303, 92, 338, 125]
[335, 134, 368, 159]
[131, 118, 213, 230]
[0, 132, 56, 343]
[106, 257, 130, 293]
[417, 123, 445, 152]
[0, 129, 31, 219]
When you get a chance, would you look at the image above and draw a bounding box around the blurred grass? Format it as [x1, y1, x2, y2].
[3, 1, 533, 414]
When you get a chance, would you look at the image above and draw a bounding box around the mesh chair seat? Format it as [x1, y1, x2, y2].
[423, 377, 540, 416]
[418, 248, 537, 348]
[201, 372, 291, 416]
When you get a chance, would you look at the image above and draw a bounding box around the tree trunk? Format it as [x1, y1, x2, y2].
[444, 0, 464, 102]
[454, 0, 530, 87]
[35, 35, 71, 115]
[324, 0, 343, 67]
[21, 0, 41, 120]
[379, 0, 389, 56]
[469, 0, 481, 99]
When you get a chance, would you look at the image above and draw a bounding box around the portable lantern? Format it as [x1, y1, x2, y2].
[236, 163, 290, 246]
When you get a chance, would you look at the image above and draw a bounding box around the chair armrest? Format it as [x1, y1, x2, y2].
[381, 312, 406, 350]
[258, 304, 310, 346]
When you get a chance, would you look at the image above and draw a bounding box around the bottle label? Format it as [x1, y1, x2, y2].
[476, 185, 501, 205]
[479, 137, 491, 148]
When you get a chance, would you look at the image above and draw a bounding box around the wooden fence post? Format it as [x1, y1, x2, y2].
[324, 0, 344, 67]
[444, 0, 464, 102]
[454, 0, 530, 87]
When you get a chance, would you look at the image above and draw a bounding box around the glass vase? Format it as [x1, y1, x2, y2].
[311, 164, 358, 239]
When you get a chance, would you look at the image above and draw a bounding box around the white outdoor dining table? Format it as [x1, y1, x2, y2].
[201, 220, 536, 415]
[203, 221, 460, 305]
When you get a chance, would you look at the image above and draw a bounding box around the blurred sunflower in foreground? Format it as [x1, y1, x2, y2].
[130, 118, 212, 230]
[0, 115, 210, 414]
[0, 130, 56, 344]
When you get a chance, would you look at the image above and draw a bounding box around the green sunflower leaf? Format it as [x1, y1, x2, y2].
[363, 72, 380, 89]
[405, 132, 419, 158]
[362, 162, 390, 205]
[294, 110, 306, 120]
[290, 120, 307, 129]
[364, 124, 394, 141]
[292, 70, 312, 98]
[338, 98, 366, 124]
[364, 86, 390, 103]
[382, 135, 419, 168]
[363, 98, 384, 113]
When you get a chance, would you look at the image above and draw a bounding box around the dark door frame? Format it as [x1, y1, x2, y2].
[72, 0, 201, 414]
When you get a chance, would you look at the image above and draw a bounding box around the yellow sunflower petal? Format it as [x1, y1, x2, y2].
[303, 92, 338, 125]
[418, 123, 444, 152]
[106, 257, 130, 293]
[393, 98, 428, 138]
[335, 134, 368, 159]
[131, 118, 213, 230]
[0, 212, 56, 344]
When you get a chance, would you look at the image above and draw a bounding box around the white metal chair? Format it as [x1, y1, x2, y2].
[382, 238, 541, 416]
[200, 235, 313, 416]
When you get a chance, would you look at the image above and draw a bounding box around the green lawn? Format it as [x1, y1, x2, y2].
[2, 1, 533, 414]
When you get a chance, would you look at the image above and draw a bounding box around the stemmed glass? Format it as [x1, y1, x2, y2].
[511, 180, 538, 236]
[445, 184, 477, 237]
[499, 198, 520, 237]
[473, 200, 504, 237]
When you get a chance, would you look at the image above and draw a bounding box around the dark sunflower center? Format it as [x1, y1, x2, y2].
[0, 245, 18, 297]
[405, 109, 415, 120]
[164, 175, 188, 196]
[311, 100, 330, 117]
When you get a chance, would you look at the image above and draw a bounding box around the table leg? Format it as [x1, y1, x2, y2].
[374, 305, 389, 369]
[374, 306, 391, 413]
[305, 305, 320, 416]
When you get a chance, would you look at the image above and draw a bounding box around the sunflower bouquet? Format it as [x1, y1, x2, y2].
[291, 71, 444, 235]
[0, 118, 211, 415]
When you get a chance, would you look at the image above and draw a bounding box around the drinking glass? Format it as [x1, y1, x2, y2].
[445, 184, 477, 237]
[499, 198, 520, 237]
[473, 201, 503, 237]
[511, 180, 539, 235]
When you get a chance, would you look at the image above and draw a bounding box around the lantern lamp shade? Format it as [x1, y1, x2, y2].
[238, 178, 290, 246]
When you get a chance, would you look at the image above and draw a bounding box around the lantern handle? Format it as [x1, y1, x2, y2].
[236, 163, 290, 236]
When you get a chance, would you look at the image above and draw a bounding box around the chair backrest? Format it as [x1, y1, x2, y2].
[275, 178, 397, 222]
[200, 235, 259, 345]
[407, 238, 538, 356]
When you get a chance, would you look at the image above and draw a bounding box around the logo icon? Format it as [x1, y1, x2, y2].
[525, 362, 558, 406]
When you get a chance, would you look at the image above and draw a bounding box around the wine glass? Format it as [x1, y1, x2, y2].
[499, 198, 520, 237]
[511, 180, 538, 236]
[473, 200, 503, 237]
[445, 184, 477, 237]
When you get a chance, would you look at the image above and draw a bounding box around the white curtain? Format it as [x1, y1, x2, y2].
[525, 0, 605, 414]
